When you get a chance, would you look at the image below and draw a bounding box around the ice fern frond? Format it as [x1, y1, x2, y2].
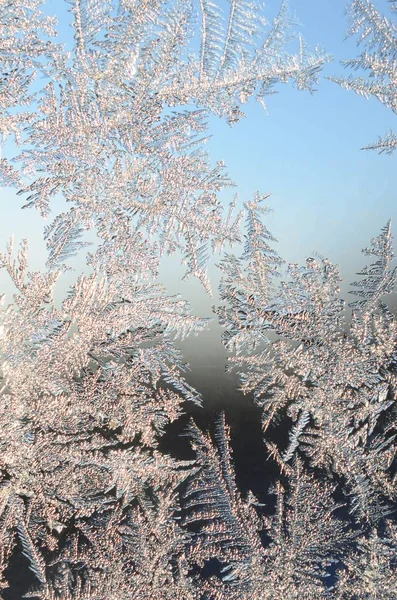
[183, 414, 264, 585]
[347, 0, 397, 53]
[199, 0, 224, 78]
[68, 0, 113, 63]
[331, 0, 397, 152]
[44, 209, 92, 271]
[262, 459, 351, 598]
[281, 410, 311, 463]
[184, 426, 352, 599]
[0, 0, 62, 190]
[213, 0, 264, 82]
[17, 519, 47, 585]
[217, 194, 283, 354]
[350, 220, 397, 335]
[217, 208, 397, 531]
[362, 129, 397, 154]
[334, 521, 397, 598]
[242, 194, 283, 295]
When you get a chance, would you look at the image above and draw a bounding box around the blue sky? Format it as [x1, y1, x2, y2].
[1, 0, 397, 314]
[203, 0, 397, 275]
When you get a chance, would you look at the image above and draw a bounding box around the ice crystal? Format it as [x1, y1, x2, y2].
[217, 202, 397, 526]
[332, 0, 397, 153]
[184, 416, 352, 600]
[14, 0, 329, 290]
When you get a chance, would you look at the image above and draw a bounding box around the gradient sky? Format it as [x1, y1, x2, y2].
[1, 0, 396, 375]
[162, 0, 397, 313]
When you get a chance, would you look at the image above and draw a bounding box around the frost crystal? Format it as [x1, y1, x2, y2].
[332, 0, 397, 153]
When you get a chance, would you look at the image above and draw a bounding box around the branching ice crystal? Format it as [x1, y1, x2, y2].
[184, 416, 353, 600]
[15, 0, 329, 290]
[332, 0, 397, 153]
[218, 203, 397, 524]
